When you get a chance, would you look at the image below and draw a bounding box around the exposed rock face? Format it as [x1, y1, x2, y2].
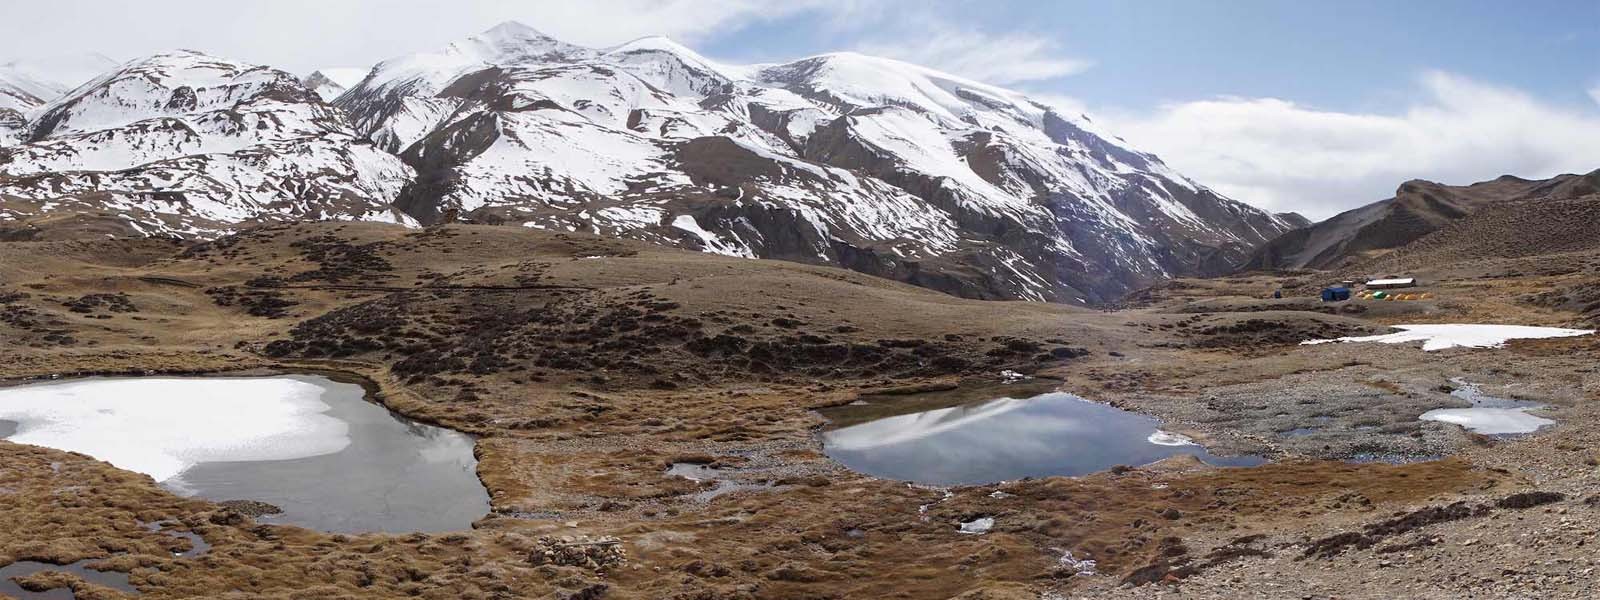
[1244, 171, 1600, 271]
[0, 51, 414, 237]
[336, 22, 1296, 303]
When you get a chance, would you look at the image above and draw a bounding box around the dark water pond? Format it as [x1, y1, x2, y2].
[820, 385, 1263, 485]
[0, 375, 489, 533]
[0, 559, 135, 599]
[170, 376, 490, 533]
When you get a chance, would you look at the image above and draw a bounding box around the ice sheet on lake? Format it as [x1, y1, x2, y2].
[0, 377, 351, 481]
[1301, 324, 1593, 351]
[1420, 407, 1553, 435]
[1146, 430, 1197, 446]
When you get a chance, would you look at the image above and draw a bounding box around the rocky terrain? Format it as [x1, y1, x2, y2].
[0, 219, 1596, 599]
[300, 69, 366, 102]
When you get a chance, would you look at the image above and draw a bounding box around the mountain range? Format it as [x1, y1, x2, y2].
[0, 22, 1303, 303]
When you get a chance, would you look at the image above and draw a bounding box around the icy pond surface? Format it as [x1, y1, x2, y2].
[0, 375, 488, 532]
[820, 384, 1263, 485]
[1420, 379, 1554, 436]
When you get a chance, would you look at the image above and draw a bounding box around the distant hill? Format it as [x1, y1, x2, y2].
[1242, 170, 1600, 271]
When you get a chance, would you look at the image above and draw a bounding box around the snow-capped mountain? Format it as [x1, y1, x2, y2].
[0, 82, 39, 145]
[301, 68, 368, 101]
[0, 54, 119, 145]
[337, 22, 1296, 302]
[1, 23, 1295, 303]
[0, 53, 119, 101]
[0, 51, 412, 236]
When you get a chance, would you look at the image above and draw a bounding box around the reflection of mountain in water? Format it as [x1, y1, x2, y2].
[823, 397, 1032, 451]
[821, 392, 1261, 485]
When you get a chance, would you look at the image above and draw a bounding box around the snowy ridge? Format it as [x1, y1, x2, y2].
[3, 22, 1294, 303]
[345, 22, 1295, 302]
[0, 55, 121, 145]
[302, 68, 368, 102]
[0, 51, 413, 237]
[336, 21, 597, 151]
[0, 54, 119, 99]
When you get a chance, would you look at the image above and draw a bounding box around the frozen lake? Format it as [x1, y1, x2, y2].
[0, 375, 489, 532]
[1420, 379, 1554, 436]
[820, 385, 1263, 485]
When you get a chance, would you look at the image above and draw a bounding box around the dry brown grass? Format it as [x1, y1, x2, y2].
[1, 221, 1593, 598]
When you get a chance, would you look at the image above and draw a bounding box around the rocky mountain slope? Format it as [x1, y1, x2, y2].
[1, 23, 1296, 303]
[1244, 170, 1600, 271]
[0, 82, 38, 146]
[0, 51, 414, 237]
[301, 68, 367, 102]
[327, 22, 1296, 303]
[0, 54, 120, 145]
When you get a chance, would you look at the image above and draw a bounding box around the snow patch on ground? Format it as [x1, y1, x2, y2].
[1301, 324, 1593, 351]
[0, 377, 351, 482]
[958, 516, 994, 534]
[672, 214, 754, 258]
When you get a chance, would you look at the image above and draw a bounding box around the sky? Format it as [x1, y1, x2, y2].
[1, 0, 1598, 219]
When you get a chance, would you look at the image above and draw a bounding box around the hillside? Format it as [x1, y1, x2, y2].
[1243, 170, 1600, 271]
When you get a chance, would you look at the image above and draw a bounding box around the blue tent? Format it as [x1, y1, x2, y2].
[1320, 287, 1351, 302]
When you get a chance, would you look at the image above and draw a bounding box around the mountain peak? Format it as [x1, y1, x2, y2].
[475, 21, 581, 53]
[456, 20, 593, 65]
[483, 20, 547, 39]
[609, 35, 692, 54]
[0, 52, 121, 103]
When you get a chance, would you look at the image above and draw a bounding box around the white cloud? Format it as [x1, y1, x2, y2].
[853, 22, 1090, 85]
[1099, 72, 1600, 219]
[0, 0, 844, 75]
[1589, 84, 1600, 107]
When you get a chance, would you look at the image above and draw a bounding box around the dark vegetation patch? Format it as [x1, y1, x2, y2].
[1522, 282, 1600, 326]
[1494, 491, 1564, 509]
[260, 286, 1082, 390]
[285, 235, 395, 283]
[1119, 534, 1272, 586]
[1303, 490, 1567, 559]
[61, 292, 137, 315]
[1147, 313, 1383, 350]
[1301, 501, 1488, 559]
[205, 286, 299, 318]
[0, 290, 77, 346]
